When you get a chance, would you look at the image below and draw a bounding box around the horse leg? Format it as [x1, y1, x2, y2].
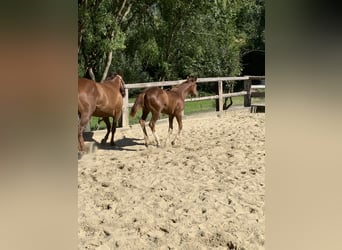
[78, 112, 92, 152]
[166, 115, 174, 145]
[171, 113, 183, 145]
[78, 115, 84, 152]
[139, 109, 150, 146]
[110, 113, 120, 146]
[149, 111, 161, 147]
[101, 117, 111, 144]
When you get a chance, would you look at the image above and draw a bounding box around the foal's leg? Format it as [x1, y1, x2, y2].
[101, 117, 111, 144]
[166, 115, 174, 145]
[171, 113, 183, 145]
[149, 111, 161, 146]
[139, 109, 150, 146]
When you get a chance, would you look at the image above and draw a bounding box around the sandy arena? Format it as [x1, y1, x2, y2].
[78, 108, 265, 249]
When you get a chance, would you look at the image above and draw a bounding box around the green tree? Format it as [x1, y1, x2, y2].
[78, 0, 265, 85]
[78, 0, 132, 81]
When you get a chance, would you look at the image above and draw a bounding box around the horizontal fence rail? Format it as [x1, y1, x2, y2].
[121, 76, 265, 127]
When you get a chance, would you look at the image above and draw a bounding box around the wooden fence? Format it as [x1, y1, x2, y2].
[121, 76, 265, 127]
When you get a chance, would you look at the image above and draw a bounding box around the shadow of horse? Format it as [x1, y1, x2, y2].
[83, 131, 95, 142]
[82, 132, 145, 151]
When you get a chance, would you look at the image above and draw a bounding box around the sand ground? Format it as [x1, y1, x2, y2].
[78, 108, 265, 249]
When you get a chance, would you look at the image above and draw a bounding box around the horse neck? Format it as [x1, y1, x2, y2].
[110, 76, 125, 96]
[106, 77, 121, 89]
[174, 82, 193, 100]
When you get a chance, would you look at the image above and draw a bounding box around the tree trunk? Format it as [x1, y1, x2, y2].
[98, 0, 132, 83]
[100, 50, 113, 82]
[78, 34, 82, 54]
[88, 67, 96, 81]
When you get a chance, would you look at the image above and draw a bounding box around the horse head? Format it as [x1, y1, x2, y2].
[186, 76, 198, 97]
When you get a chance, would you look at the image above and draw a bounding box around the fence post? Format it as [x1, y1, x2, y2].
[218, 80, 223, 112]
[122, 88, 129, 128]
[244, 79, 252, 107]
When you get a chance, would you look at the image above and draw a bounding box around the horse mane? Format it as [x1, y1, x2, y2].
[105, 72, 118, 80]
[171, 77, 196, 92]
[103, 72, 126, 97]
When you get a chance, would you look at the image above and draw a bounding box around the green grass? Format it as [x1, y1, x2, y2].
[90, 95, 245, 130]
[90, 117, 107, 130]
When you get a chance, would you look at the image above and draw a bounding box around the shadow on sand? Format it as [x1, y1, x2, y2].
[83, 131, 145, 152]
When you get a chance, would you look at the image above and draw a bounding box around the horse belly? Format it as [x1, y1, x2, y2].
[162, 100, 182, 115]
[93, 109, 111, 117]
[93, 107, 112, 117]
[161, 106, 172, 115]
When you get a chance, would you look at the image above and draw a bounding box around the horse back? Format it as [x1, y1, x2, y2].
[78, 78, 97, 95]
[144, 87, 183, 114]
[78, 78, 98, 102]
[144, 87, 168, 103]
[96, 82, 122, 101]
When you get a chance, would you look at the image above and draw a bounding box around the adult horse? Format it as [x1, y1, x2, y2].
[130, 77, 198, 147]
[78, 73, 125, 152]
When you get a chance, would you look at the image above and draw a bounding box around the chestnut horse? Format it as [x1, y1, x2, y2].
[130, 77, 198, 147]
[78, 73, 125, 152]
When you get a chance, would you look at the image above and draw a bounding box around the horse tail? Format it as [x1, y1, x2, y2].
[130, 92, 145, 117]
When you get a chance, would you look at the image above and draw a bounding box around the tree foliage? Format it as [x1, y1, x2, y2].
[78, 0, 264, 83]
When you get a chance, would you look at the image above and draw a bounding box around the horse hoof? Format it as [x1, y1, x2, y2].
[110, 142, 115, 147]
[101, 139, 106, 144]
